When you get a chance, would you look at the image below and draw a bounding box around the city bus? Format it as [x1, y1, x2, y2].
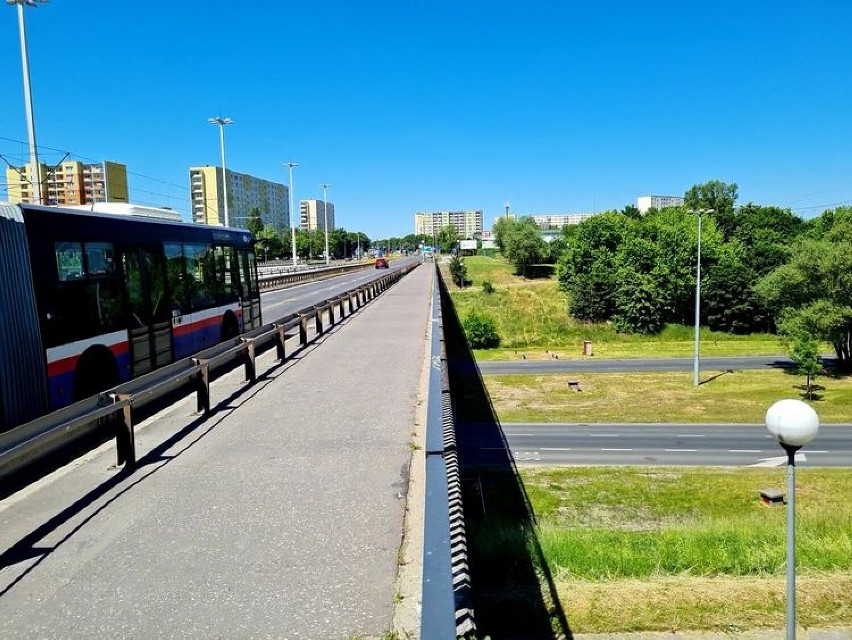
[0, 202, 262, 432]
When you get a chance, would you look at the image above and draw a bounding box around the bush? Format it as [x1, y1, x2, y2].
[463, 310, 501, 349]
[482, 281, 494, 294]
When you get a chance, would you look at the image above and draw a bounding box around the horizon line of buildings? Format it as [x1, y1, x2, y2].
[4, 160, 336, 234]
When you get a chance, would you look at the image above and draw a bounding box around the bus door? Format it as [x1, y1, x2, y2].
[238, 249, 262, 330]
[122, 246, 173, 377]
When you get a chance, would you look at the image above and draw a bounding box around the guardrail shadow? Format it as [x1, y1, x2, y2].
[438, 273, 572, 639]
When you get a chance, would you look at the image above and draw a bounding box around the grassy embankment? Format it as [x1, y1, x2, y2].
[447, 255, 786, 360]
[446, 256, 852, 634]
[478, 466, 852, 634]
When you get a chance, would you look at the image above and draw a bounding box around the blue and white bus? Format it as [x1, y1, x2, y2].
[0, 202, 262, 431]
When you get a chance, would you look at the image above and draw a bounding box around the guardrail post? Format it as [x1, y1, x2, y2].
[299, 314, 309, 346]
[242, 337, 257, 384]
[274, 322, 287, 361]
[194, 358, 210, 414]
[110, 392, 136, 469]
[316, 307, 325, 335]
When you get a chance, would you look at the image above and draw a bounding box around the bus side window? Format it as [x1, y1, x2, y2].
[215, 245, 239, 303]
[56, 242, 84, 281]
[164, 242, 189, 313]
[184, 243, 215, 310]
[237, 250, 249, 298]
[83, 243, 123, 333]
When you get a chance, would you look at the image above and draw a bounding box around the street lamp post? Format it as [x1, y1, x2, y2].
[207, 116, 233, 226]
[693, 209, 702, 386]
[285, 162, 299, 267]
[765, 399, 820, 640]
[9, 0, 46, 205]
[320, 183, 331, 265]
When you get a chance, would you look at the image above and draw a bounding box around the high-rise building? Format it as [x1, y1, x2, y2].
[636, 195, 684, 213]
[189, 166, 289, 231]
[414, 210, 483, 239]
[5, 160, 128, 206]
[300, 199, 336, 231]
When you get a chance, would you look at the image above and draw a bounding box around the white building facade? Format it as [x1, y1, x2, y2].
[414, 210, 483, 238]
[636, 195, 684, 213]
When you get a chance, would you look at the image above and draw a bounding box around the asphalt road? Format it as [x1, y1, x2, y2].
[260, 256, 421, 321]
[474, 355, 827, 375]
[494, 422, 852, 466]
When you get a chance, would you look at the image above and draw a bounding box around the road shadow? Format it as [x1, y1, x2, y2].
[438, 271, 572, 639]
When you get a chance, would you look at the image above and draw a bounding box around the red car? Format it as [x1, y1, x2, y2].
[375, 257, 389, 269]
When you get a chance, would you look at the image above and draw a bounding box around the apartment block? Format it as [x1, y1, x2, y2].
[636, 195, 684, 213]
[414, 210, 483, 239]
[5, 160, 128, 206]
[189, 166, 289, 231]
[299, 199, 336, 231]
[527, 213, 594, 228]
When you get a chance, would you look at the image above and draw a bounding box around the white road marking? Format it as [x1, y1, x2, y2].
[676, 434, 706, 438]
[730, 449, 762, 453]
[541, 447, 573, 451]
[601, 448, 633, 451]
[589, 433, 619, 437]
[665, 449, 698, 452]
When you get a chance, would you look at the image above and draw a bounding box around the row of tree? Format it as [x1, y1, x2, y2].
[551, 181, 851, 368]
[245, 206, 448, 261]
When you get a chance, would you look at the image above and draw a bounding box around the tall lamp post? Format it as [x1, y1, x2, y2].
[766, 399, 819, 640]
[285, 161, 299, 267]
[9, 0, 46, 205]
[320, 183, 331, 265]
[693, 209, 702, 386]
[207, 116, 233, 226]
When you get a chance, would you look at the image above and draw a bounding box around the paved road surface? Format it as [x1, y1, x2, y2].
[474, 355, 825, 375]
[0, 264, 432, 638]
[494, 422, 852, 466]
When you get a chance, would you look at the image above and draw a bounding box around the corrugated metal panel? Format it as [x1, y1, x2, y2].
[0, 203, 48, 431]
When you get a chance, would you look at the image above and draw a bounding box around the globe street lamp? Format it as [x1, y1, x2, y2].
[207, 116, 233, 226]
[765, 399, 820, 640]
[9, 0, 46, 205]
[285, 162, 298, 267]
[320, 183, 331, 266]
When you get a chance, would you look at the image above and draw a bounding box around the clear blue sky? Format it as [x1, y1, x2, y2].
[2, 1, 852, 238]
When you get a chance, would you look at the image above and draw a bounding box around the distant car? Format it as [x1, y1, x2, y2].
[375, 257, 389, 269]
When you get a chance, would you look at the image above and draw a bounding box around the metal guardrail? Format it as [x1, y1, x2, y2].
[421, 264, 475, 638]
[0, 264, 418, 480]
[258, 261, 373, 291]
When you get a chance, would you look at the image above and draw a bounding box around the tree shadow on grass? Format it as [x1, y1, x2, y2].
[438, 271, 572, 639]
[515, 264, 554, 279]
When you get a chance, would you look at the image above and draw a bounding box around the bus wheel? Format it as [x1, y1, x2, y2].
[73, 345, 120, 402]
[221, 311, 240, 341]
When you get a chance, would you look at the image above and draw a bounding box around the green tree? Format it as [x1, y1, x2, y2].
[246, 207, 263, 237]
[756, 210, 852, 368]
[684, 180, 739, 240]
[501, 217, 547, 278]
[436, 225, 460, 253]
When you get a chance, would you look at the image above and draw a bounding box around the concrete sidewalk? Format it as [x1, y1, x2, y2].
[0, 265, 433, 639]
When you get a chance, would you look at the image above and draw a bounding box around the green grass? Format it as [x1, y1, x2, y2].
[524, 467, 852, 578]
[484, 369, 852, 423]
[447, 256, 791, 358]
[469, 467, 852, 634]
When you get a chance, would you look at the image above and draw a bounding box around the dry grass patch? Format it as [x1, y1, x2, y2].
[559, 573, 852, 634]
[485, 370, 852, 423]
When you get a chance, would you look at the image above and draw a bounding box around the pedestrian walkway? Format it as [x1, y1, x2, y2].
[0, 265, 433, 639]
